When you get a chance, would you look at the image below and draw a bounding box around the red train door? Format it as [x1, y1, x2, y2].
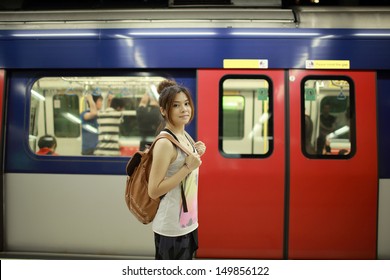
[197, 69, 378, 259]
[197, 70, 286, 259]
[288, 70, 378, 259]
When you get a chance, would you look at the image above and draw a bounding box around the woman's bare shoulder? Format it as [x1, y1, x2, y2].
[153, 137, 177, 162]
[153, 137, 175, 153]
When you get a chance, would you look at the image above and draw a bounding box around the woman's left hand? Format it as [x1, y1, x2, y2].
[194, 141, 206, 156]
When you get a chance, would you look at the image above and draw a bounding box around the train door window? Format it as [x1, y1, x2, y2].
[29, 76, 165, 157]
[219, 75, 273, 157]
[302, 77, 355, 158]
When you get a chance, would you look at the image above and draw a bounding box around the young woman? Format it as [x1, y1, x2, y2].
[148, 85, 206, 260]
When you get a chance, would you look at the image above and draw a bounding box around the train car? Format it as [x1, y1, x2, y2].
[0, 6, 390, 259]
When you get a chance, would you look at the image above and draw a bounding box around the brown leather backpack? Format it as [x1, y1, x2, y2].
[125, 131, 191, 224]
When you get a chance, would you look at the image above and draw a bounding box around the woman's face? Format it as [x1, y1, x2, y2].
[165, 92, 192, 127]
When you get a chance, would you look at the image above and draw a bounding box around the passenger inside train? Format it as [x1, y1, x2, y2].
[86, 93, 126, 156]
[136, 79, 177, 151]
[80, 92, 103, 155]
[303, 79, 352, 156]
[36, 134, 59, 156]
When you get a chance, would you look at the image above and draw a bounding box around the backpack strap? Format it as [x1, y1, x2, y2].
[146, 133, 187, 153]
[166, 128, 196, 153]
[159, 128, 194, 155]
[184, 131, 196, 146]
[179, 181, 188, 213]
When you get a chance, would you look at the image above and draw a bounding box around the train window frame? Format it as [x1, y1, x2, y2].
[218, 74, 274, 159]
[28, 73, 167, 158]
[301, 75, 356, 159]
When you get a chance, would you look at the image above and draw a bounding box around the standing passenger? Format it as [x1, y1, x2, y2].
[86, 94, 125, 156]
[136, 79, 177, 151]
[80, 94, 103, 155]
[148, 85, 206, 260]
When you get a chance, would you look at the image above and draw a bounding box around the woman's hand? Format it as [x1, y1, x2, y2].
[194, 141, 206, 156]
[185, 152, 202, 171]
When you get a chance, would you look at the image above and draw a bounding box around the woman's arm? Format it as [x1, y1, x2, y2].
[138, 92, 150, 107]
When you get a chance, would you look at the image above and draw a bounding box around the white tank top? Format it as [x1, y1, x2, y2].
[152, 143, 199, 237]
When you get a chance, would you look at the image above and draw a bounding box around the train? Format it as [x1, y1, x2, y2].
[0, 6, 390, 259]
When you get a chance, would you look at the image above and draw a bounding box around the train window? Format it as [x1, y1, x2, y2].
[53, 94, 81, 138]
[219, 76, 273, 158]
[302, 77, 355, 158]
[29, 76, 165, 157]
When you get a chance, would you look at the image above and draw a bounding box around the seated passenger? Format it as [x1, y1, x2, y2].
[316, 104, 336, 154]
[36, 135, 59, 155]
[338, 149, 349, 155]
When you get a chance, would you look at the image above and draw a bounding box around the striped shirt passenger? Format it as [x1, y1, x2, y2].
[94, 98, 124, 156]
